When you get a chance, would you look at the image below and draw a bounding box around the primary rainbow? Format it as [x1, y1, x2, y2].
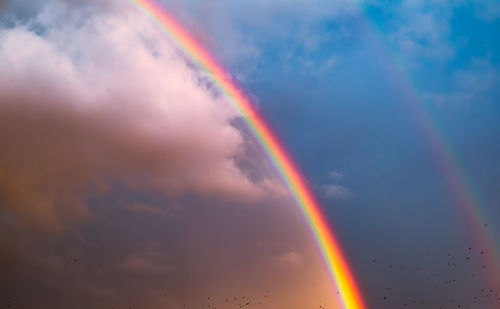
[130, 0, 366, 308]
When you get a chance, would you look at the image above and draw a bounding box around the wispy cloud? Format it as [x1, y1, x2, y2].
[328, 171, 344, 181]
[472, 0, 500, 21]
[322, 184, 352, 199]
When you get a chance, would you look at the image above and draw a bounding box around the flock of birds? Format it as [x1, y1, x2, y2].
[367, 244, 500, 308]
[182, 293, 270, 309]
[2, 241, 499, 308]
[169, 243, 499, 308]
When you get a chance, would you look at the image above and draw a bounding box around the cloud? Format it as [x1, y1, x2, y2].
[471, 0, 500, 21]
[158, 0, 358, 76]
[328, 171, 344, 181]
[0, 1, 281, 231]
[322, 184, 352, 199]
[273, 251, 304, 271]
[421, 58, 500, 106]
[368, 0, 497, 64]
[384, 1, 455, 64]
[452, 58, 499, 93]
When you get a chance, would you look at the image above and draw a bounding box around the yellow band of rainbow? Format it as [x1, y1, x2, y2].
[130, 1, 366, 308]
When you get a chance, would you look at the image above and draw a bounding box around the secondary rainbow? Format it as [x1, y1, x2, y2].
[359, 17, 500, 283]
[129, 0, 366, 308]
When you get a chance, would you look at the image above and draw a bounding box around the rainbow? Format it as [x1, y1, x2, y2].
[129, 0, 367, 308]
[360, 19, 500, 283]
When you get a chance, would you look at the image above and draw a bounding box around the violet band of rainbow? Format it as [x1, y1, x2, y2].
[129, 1, 367, 308]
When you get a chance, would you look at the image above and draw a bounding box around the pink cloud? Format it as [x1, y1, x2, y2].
[0, 3, 277, 230]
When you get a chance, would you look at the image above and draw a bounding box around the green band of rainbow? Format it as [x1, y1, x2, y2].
[129, 1, 366, 308]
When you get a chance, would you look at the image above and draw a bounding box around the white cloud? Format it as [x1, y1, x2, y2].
[385, 1, 455, 64]
[322, 184, 352, 199]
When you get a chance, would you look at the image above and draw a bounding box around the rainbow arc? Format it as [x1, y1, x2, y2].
[129, 1, 367, 308]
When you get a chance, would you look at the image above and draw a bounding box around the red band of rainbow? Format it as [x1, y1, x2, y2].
[129, 1, 367, 308]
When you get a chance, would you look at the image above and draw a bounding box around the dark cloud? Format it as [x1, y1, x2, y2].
[0, 192, 334, 308]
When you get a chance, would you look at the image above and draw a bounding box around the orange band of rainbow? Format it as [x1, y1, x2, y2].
[130, 1, 366, 308]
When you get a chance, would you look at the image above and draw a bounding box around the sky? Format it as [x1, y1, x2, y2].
[0, 0, 499, 308]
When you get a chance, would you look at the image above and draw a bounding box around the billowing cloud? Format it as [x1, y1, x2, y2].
[0, 1, 281, 230]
